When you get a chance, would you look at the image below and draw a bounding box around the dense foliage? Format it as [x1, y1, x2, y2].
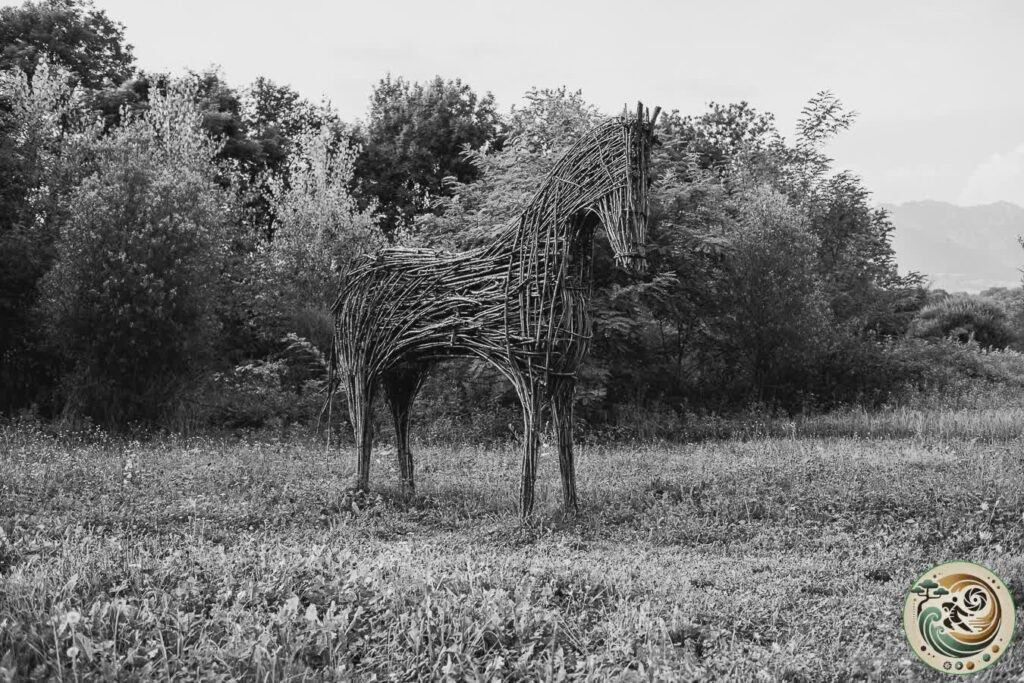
[354, 75, 503, 235]
[264, 126, 381, 349]
[39, 80, 231, 425]
[2, 0, 1020, 433]
[910, 294, 1016, 349]
[0, 0, 133, 88]
[0, 56, 85, 412]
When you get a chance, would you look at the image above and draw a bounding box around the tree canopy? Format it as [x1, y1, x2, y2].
[356, 74, 503, 234]
[0, 0, 134, 89]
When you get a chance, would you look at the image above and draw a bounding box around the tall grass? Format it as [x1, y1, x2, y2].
[1, 418, 1023, 679]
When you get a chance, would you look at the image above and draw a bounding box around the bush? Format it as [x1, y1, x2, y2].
[40, 81, 230, 427]
[910, 295, 1015, 349]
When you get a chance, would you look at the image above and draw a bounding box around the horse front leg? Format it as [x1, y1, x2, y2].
[550, 379, 578, 515]
[517, 380, 544, 517]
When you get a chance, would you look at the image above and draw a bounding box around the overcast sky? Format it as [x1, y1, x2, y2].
[5, 0, 1023, 207]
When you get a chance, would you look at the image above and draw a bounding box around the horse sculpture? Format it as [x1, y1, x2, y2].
[332, 102, 659, 516]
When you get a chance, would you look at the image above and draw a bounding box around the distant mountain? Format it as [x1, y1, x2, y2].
[884, 200, 1024, 293]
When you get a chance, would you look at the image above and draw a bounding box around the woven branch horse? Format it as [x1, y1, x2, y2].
[332, 103, 659, 516]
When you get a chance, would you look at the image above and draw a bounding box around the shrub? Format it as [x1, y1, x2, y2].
[40, 80, 230, 427]
[264, 125, 380, 354]
[910, 295, 1015, 349]
[202, 334, 338, 431]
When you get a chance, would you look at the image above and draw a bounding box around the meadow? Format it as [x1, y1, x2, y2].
[1, 412, 1023, 681]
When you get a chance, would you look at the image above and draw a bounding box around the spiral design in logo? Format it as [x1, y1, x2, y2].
[904, 562, 1015, 674]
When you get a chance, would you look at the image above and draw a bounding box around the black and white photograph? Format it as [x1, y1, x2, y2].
[0, 1, 1022, 679]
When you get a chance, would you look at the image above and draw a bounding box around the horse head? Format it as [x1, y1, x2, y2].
[595, 101, 660, 274]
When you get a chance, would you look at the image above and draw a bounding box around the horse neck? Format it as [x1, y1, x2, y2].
[506, 150, 622, 269]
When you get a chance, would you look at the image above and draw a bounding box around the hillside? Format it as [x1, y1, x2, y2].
[885, 200, 1024, 292]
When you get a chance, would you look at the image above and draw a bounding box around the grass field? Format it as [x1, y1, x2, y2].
[1, 417, 1023, 681]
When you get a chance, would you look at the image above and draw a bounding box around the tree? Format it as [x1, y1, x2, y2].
[0, 54, 86, 229]
[675, 93, 923, 337]
[90, 68, 278, 172]
[647, 95, 926, 408]
[242, 77, 327, 148]
[609, 94, 922, 411]
[676, 100, 781, 176]
[790, 93, 924, 333]
[628, 109, 735, 404]
[912, 579, 949, 616]
[88, 70, 345, 241]
[265, 125, 381, 352]
[0, 55, 86, 413]
[356, 74, 503, 234]
[237, 77, 343, 238]
[40, 79, 231, 426]
[86, 69, 161, 130]
[0, 0, 134, 89]
[717, 184, 832, 403]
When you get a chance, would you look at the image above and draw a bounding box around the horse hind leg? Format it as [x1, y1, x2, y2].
[382, 363, 428, 496]
[549, 379, 579, 515]
[514, 375, 545, 517]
